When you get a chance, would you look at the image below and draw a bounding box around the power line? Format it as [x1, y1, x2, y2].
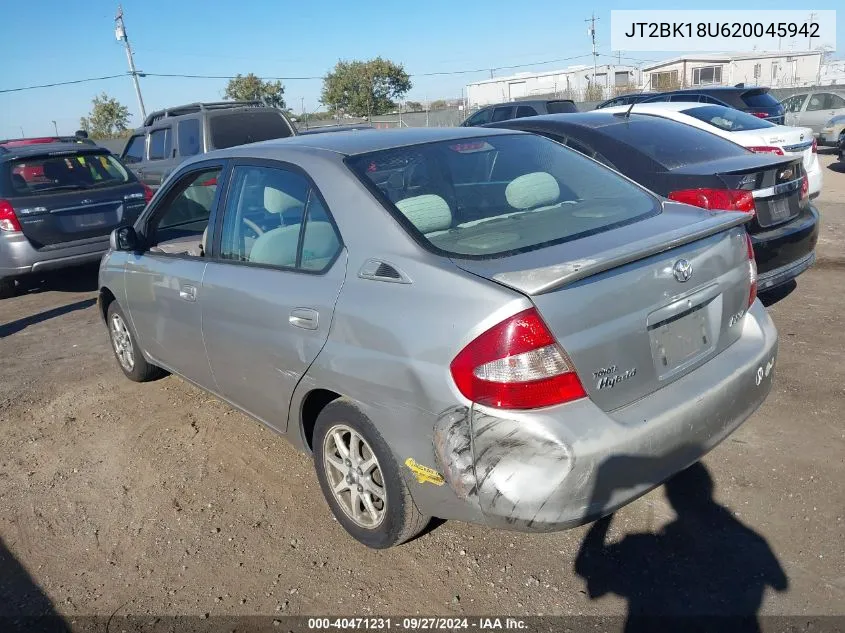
[1, 54, 598, 94]
[0, 74, 125, 94]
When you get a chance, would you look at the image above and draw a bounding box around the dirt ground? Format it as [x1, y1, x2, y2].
[1, 154, 843, 624]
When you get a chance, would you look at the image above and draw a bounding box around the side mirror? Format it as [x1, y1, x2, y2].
[110, 226, 139, 252]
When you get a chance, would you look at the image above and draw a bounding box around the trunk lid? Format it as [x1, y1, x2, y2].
[451, 203, 753, 411]
[4, 149, 147, 248]
[670, 153, 805, 230]
[732, 126, 815, 173]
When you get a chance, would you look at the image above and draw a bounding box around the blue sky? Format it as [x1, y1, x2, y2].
[1, 0, 842, 138]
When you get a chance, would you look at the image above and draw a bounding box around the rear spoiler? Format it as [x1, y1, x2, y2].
[490, 209, 751, 295]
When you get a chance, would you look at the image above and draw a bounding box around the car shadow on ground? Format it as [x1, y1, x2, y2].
[0, 537, 66, 632]
[0, 298, 96, 337]
[574, 455, 788, 633]
[826, 161, 844, 174]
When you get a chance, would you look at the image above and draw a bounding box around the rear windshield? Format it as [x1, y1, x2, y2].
[8, 152, 130, 197]
[348, 134, 658, 258]
[741, 90, 780, 108]
[680, 105, 775, 132]
[209, 110, 293, 149]
[547, 101, 577, 114]
[608, 116, 750, 169]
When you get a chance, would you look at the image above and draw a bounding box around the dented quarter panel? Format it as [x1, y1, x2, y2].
[434, 301, 777, 531]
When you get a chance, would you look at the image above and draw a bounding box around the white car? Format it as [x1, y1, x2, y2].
[600, 102, 823, 199]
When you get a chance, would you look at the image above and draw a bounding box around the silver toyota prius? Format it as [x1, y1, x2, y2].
[98, 127, 778, 548]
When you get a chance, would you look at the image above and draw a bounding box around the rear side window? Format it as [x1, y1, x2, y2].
[209, 110, 293, 150]
[123, 135, 145, 164]
[178, 119, 201, 157]
[605, 116, 749, 169]
[547, 101, 576, 114]
[490, 107, 513, 122]
[9, 152, 130, 196]
[149, 128, 172, 160]
[680, 105, 774, 132]
[515, 105, 538, 118]
[741, 90, 780, 109]
[348, 134, 658, 258]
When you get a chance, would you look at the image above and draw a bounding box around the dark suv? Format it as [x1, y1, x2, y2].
[461, 99, 577, 126]
[639, 86, 785, 124]
[120, 101, 296, 189]
[0, 141, 150, 297]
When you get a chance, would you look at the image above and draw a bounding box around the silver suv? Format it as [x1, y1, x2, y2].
[120, 101, 296, 190]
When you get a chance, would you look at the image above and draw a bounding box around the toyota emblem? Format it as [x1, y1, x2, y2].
[673, 259, 693, 283]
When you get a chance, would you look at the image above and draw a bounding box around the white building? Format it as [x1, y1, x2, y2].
[466, 64, 640, 107]
[641, 51, 823, 91]
[819, 59, 845, 86]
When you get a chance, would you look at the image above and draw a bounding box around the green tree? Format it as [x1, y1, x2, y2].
[405, 101, 423, 112]
[79, 93, 131, 139]
[225, 73, 286, 108]
[321, 57, 411, 118]
[429, 99, 448, 111]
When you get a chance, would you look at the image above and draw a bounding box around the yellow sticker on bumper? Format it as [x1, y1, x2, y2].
[405, 458, 445, 486]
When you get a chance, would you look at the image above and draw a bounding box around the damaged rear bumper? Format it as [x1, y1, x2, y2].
[433, 300, 778, 532]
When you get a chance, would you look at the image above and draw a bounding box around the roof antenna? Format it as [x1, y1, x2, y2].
[624, 101, 636, 118]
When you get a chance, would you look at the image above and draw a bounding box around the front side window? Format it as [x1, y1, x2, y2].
[148, 128, 172, 160]
[218, 165, 340, 271]
[150, 168, 220, 249]
[806, 94, 828, 111]
[782, 94, 806, 113]
[680, 105, 774, 132]
[464, 109, 492, 127]
[348, 134, 658, 258]
[178, 119, 201, 157]
[123, 135, 145, 164]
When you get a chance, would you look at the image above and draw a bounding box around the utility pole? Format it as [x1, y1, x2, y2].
[585, 13, 600, 92]
[807, 12, 816, 50]
[52, 121, 58, 135]
[114, 5, 146, 120]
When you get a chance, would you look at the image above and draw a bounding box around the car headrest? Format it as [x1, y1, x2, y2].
[264, 185, 304, 214]
[395, 194, 452, 234]
[505, 171, 560, 210]
[43, 160, 69, 182]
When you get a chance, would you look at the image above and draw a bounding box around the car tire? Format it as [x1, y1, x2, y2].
[106, 301, 164, 382]
[313, 399, 430, 548]
[0, 278, 16, 299]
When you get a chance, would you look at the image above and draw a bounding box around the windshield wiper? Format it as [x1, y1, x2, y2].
[36, 184, 91, 192]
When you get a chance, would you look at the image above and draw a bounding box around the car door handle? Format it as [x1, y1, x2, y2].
[289, 308, 319, 330]
[179, 285, 197, 302]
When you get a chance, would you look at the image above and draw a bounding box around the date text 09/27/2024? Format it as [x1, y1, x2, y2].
[307, 617, 527, 630]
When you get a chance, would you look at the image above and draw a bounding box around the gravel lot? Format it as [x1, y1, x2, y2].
[1, 153, 843, 626]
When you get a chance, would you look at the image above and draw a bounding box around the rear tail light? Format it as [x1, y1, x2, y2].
[747, 146, 784, 156]
[450, 308, 586, 410]
[745, 233, 757, 308]
[142, 184, 154, 204]
[800, 174, 809, 201]
[748, 111, 769, 119]
[0, 200, 23, 232]
[812, 138, 818, 154]
[668, 188, 756, 215]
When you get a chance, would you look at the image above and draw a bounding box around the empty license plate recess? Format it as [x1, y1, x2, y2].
[649, 297, 718, 379]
